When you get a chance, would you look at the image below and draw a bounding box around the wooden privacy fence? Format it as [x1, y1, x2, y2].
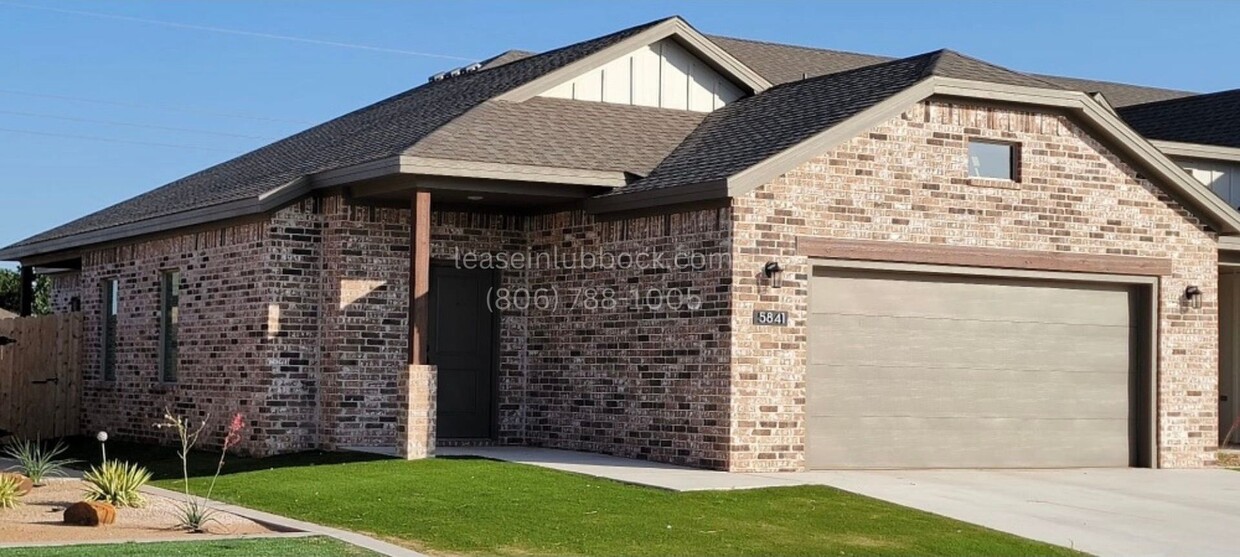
[0, 313, 82, 440]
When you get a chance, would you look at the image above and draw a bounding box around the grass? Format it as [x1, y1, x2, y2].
[0, 536, 379, 557]
[49, 437, 1085, 556]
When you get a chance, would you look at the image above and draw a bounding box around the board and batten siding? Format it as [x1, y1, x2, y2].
[538, 38, 744, 112]
[1179, 158, 1240, 209]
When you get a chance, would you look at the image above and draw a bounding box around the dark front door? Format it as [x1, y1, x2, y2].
[429, 266, 496, 439]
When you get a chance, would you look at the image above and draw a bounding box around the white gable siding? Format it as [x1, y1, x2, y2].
[1179, 158, 1240, 208]
[538, 38, 744, 112]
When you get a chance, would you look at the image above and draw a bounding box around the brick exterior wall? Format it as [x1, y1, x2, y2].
[46, 98, 1221, 471]
[75, 221, 273, 454]
[729, 100, 1219, 471]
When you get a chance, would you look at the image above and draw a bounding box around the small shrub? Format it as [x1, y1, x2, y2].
[2, 438, 76, 486]
[82, 460, 151, 507]
[0, 474, 22, 509]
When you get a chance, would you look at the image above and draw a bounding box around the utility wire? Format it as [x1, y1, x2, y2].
[0, 1, 479, 61]
[0, 88, 312, 125]
[0, 109, 279, 140]
[0, 127, 241, 153]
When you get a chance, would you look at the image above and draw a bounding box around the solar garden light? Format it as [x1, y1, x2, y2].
[96, 431, 109, 464]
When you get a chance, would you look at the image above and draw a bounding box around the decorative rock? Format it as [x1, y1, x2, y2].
[63, 501, 117, 526]
[0, 472, 32, 496]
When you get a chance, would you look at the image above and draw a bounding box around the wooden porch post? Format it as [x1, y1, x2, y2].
[409, 190, 431, 364]
[18, 266, 34, 317]
[399, 189, 435, 459]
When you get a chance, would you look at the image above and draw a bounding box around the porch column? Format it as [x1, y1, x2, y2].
[398, 190, 436, 459]
[409, 190, 431, 365]
[18, 266, 34, 317]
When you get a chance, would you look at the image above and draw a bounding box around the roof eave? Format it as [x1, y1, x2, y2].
[0, 176, 311, 262]
[1151, 140, 1240, 164]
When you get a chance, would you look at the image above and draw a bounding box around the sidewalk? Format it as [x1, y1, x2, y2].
[436, 445, 805, 491]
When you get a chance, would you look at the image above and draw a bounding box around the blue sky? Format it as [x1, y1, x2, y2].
[2, 0, 1237, 268]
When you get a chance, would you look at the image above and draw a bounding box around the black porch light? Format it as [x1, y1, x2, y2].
[763, 261, 784, 288]
[1185, 285, 1203, 309]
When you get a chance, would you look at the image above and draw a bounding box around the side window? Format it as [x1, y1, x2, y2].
[968, 140, 1018, 181]
[101, 279, 118, 381]
[159, 270, 180, 382]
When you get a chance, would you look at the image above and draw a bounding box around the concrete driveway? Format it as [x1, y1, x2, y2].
[783, 468, 1240, 557]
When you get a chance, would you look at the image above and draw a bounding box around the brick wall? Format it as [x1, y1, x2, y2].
[521, 209, 733, 468]
[729, 100, 1219, 471]
[77, 221, 272, 454]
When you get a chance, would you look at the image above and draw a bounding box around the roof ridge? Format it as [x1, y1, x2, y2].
[705, 33, 896, 61]
[1120, 86, 1240, 110]
[758, 49, 938, 92]
[927, 49, 1065, 89]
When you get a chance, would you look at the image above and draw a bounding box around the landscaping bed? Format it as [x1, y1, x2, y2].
[0, 478, 276, 545]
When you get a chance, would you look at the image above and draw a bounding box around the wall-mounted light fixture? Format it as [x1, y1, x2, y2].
[763, 261, 784, 289]
[1185, 285, 1203, 309]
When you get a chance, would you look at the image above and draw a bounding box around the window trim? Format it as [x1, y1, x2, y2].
[967, 139, 1020, 182]
[100, 278, 118, 381]
[158, 269, 181, 383]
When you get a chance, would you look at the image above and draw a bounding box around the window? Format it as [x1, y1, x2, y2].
[968, 140, 1017, 180]
[159, 270, 180, 382]
[100, 280, 118, 381]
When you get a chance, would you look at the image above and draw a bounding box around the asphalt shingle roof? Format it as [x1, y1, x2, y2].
[1118, 89, 1240, 149]
[410, 97, 704, 176]
[620, 49, 1048, 195]
[710, 35, 1191, 108]
[5, 18, 668, 251]
[3, 18, 1224, 258]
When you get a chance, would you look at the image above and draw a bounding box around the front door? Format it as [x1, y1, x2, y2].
[429, 265, 496, 439]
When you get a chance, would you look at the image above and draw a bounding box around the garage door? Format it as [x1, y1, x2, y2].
[807, 268, 1140, 469]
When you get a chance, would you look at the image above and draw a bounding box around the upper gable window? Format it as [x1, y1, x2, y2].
[538, 38, 744, 113]
[968, 140, 1017, 181]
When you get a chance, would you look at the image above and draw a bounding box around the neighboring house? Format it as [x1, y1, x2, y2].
[5, 16, 1240, 470]
[0, 308, 16, 320]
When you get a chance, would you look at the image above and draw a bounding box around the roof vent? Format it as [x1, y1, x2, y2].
[428, 62, 486, 83]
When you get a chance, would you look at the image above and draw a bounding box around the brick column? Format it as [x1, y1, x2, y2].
[397, 364, 436, 458]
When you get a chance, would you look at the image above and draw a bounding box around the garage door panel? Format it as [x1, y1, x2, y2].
[806, 269, 1137, 469]
[811, 272, 1131, 327]
[809, 315, 1131, 372]
[806, 416, 1131, 468]
[807, 364, 1130, 420]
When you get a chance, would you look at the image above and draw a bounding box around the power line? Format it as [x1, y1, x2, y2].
[0, 88, 313, 125]
[0, 1, 479, 61]
[0, 127, 241, 153]
[0, 109, 279, 140]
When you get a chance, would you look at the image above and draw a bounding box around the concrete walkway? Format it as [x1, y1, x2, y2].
[768, 468, 1240, 557]
[436, 446, 805, 491]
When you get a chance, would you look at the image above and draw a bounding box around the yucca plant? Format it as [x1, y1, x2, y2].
[0, 474, 22, 509]
[2, 438, 77, 486]
[82, 460, 151, 507]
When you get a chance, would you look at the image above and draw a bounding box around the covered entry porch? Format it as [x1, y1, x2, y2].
[327, 161, 620, 458]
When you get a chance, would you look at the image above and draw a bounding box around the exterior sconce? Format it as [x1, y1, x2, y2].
[1185, 285, 1202, 309]
[763, 261, 784, 288]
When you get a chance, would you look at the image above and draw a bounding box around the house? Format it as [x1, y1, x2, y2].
[3, 16, 1238, 471]
[0, 308, 16, 320]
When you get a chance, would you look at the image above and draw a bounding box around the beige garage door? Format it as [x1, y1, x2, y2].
[808, 268, 1138, 469]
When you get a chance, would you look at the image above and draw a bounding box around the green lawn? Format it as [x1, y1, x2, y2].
[51, 437, 1084, 556]
[0, 536, 378, 557]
